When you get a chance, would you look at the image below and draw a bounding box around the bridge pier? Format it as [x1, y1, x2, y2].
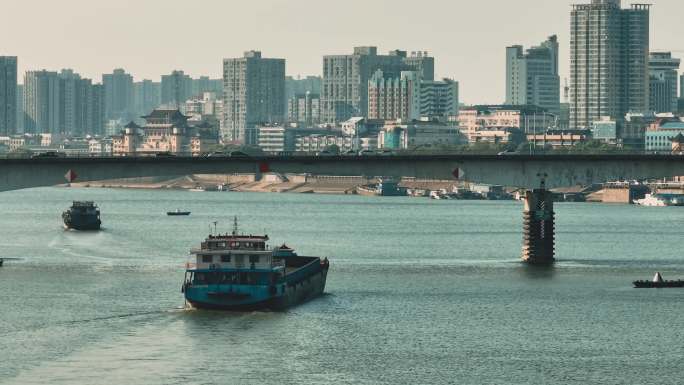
[522, 189, 555, 265]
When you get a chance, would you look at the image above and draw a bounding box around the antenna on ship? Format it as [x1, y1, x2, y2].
[232, 216, 238, 236]
[213, 221, 218, 235]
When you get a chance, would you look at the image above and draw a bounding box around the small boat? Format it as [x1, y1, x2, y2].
[633, 272, 684, 288]
[168, 209, 191, 216]
[356, 178, 407, 197]
[0, 258, 21, 267]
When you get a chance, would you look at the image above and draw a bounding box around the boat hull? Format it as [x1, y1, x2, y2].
[185, 265, 328, 311]
[62, 214, 101, 231]
[633, 281, 684, 288]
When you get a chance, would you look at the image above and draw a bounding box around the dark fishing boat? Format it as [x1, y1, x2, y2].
[633, 272, 684, 288]
[168, 209, 191, 216]
[62, 201, 101, 231]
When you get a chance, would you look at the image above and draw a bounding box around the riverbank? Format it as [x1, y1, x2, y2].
[69, 174, 463, 195]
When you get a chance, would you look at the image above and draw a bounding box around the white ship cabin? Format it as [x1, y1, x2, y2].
[191, 234, 283, 271]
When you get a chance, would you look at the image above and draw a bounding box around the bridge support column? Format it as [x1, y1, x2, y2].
[522, 189, 555, 264]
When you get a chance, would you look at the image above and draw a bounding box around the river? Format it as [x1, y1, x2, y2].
[1, 187, 683, 384]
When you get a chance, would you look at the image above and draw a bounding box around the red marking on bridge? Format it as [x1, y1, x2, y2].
[452, 168, 464, 179]
[64, 169, 78, 183]
[259, 162, 270, 173]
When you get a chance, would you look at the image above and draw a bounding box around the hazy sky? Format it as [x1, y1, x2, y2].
[2, 0, 683, 104]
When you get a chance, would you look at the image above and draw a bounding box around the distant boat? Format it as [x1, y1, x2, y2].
[188, 186, 205, 192]
[356, 178, 407, 197]
[168, 209, 191, 216]
[0, 258, 21, 267]
[633, 272, 684, 288]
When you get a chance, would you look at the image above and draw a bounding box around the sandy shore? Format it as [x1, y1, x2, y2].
[68, 174, 461, 195]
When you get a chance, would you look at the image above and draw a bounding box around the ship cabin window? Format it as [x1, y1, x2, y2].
[249, 255, 260, 264]
[221, 255, 231, 263]
[217, 242, 227, 249]
[202, 255, 213, 263]
[229, 241, 238, 249]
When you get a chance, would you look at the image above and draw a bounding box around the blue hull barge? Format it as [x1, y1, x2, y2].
[62, 201, 101, 231]
[182, 219, 329, 311]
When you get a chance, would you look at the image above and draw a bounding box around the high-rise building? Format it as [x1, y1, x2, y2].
[91, 84, 105, 136]
[24, 70, 60, 134]
[368, 70, 420, 121]
[367, 70, 459, 122]
[191, 76, 222, 97]
[16, 84, 23, 133]
[649, 52, 680, 113]
[63, 70, 104, 137]
[102, 68, 134, 121]
[0, 56, 17, 135]
[223, 51, 285, 144]
[419, 78, 459, 120]
[570, 0, 650, 129]
[161, 70, 192, 107]
[506, 35, 560, 115]
[287, 92, 321, 126]
[133, 80, 161, 117]
[321, 47, 435, 123]
[285, 76, 322, 112]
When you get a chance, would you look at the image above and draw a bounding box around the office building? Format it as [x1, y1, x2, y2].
[223, 51, 285, 144]
[570, 0, 650, 129]
[321, 47, 434, 123]
[0, 56, 17, 135]
[649, 52, 680, 113]
[506, 36, 560, 115]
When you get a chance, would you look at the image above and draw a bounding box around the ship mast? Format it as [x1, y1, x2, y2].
[232, 216, 238, 236]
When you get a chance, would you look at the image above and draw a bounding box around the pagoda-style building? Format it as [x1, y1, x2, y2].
[112, 121, 143, 156]
[111, 109, 220, 156]
[138, 109, 190, 154]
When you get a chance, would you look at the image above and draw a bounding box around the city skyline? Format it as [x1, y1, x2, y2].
[2, 0, 683, 105]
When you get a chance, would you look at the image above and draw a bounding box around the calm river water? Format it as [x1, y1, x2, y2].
[1, 188, 683, 384]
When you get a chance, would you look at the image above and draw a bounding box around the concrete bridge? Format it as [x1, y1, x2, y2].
[2, 154, 684, 192]
[2, 154, 683, 264]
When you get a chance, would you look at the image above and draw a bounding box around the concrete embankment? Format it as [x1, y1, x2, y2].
[69, 174, 462, 195]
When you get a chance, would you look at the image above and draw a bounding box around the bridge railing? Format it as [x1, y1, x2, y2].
[0, 149, 680, 160]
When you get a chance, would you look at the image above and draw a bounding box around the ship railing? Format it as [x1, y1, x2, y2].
[271, 260, 286, 268]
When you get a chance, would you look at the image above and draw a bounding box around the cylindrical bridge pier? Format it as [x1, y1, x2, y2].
[522, 189, 555, 264]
